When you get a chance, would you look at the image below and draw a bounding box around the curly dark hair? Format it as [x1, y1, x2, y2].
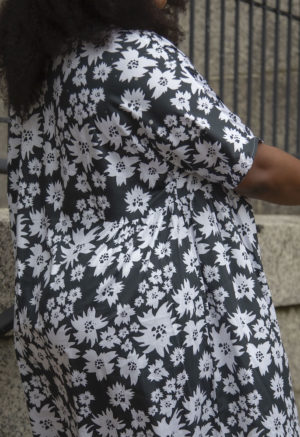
[0, 0, 188, 118]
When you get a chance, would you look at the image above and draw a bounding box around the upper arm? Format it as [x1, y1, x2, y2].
[234, 141, 271, 197]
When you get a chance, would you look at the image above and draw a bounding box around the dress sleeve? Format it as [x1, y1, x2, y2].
[117, 32, 260, 191]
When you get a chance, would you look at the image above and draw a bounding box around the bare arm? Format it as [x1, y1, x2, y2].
[234, 142, 300, 205]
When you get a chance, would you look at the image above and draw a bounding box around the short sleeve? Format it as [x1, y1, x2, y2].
[115, 31, 260, 191]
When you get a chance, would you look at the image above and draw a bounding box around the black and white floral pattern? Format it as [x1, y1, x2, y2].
[7, 28, 300, 436]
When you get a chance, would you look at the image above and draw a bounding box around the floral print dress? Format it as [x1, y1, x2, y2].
[7, 28, 300, 437]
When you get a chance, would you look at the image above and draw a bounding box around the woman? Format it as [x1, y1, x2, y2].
[0, 0, 299, 435]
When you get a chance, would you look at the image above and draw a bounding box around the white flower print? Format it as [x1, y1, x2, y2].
[223, 374, 240, 395]
[228, 307, 256, 341]
[74, 103, 89, 125]
[71, 370, 87, 387]
[93, 62, 112, 81]
[160, 395, 177, 418]
[147, 43, 169, 60]
[247, 342, 272, 375]
[29, 284, 42, 312]
[114, 48, 157, 82]
[213, 286, 229, 303]
[30, 404, 64, 437]
[164, 377, 177, 393]
[105, 152, 139, 186]
[213, 241, 231, 273]
[42, 142, 59, 176]
[92, 408, 126, 437]
[233, 273, 255, 301]
[68, 124, 102, 171]
[170, 90, 191, 111]
[114, 303, 135, 326]
[198, 351, 213, 380]
[233, 152, 254, 175]
[253, 319, 269, 340]
[88, 243, 121, 276]
[193, 206, 220, 239]
[28, 157, 42, 178]
[131, 409, 150, 430]
[50, 307, 64, 328]
[170, 347, 185, 367]
[270, 372, 285, 399]
[231, 243, 253, 272]
[223, 126, 249, 154]
[71, 307, 109, 346]
[116, 243, 142, 277]
[117, 350, 148, 386]
[148, 358, 169, 382]
[164, 114, 178, 127]
[95, 113, 131, 149]
[46, 324, 80, 366]
[43, 104, 55, 139]
[146, 286, 164, 309]
[247, 390, 262, 407]
[53, 77, 63, 104]
[90, 87, 105, 103]
[262, 405, 287, 436]
[237, 368, 254, 386]
[120, 88, 151, 120]
[27, 244, 51, 278]
[100, 326, 121, 349]
[211, 323, 244, 371]
[203, 264, 220, 283]
[272, 341, 284, 371]
[167, 125, 189, 147]
[29, 388, 46, 408]
[193, 139, 222, 167]
[95, 275, 124, 307]
[152, 409, 190, 436]
[197, 97, 213, 114]
[72, 65, 87, 87]
[107, 382, 134, 411]
[139, 158, 168, 188]
[133, 302, 181, 357]
[183, 385, 207, 425]
[28, 210, 48, 245]
[172, 278, 198, 318]
[21, 113, 43, 159]
[183, 319, 205, 355]
[169, 214, 190, 247]
[46, 181, 64, 211]
[147, 68, 181, 99]
[182, 246, 199, 274]
[154, 241, 172, 259]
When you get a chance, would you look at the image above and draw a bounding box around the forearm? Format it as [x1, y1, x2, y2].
[235, 143, 300, 205]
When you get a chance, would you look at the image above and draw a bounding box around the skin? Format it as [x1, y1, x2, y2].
[235, 142, 300, 205]
[154, 0, 168, 9]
